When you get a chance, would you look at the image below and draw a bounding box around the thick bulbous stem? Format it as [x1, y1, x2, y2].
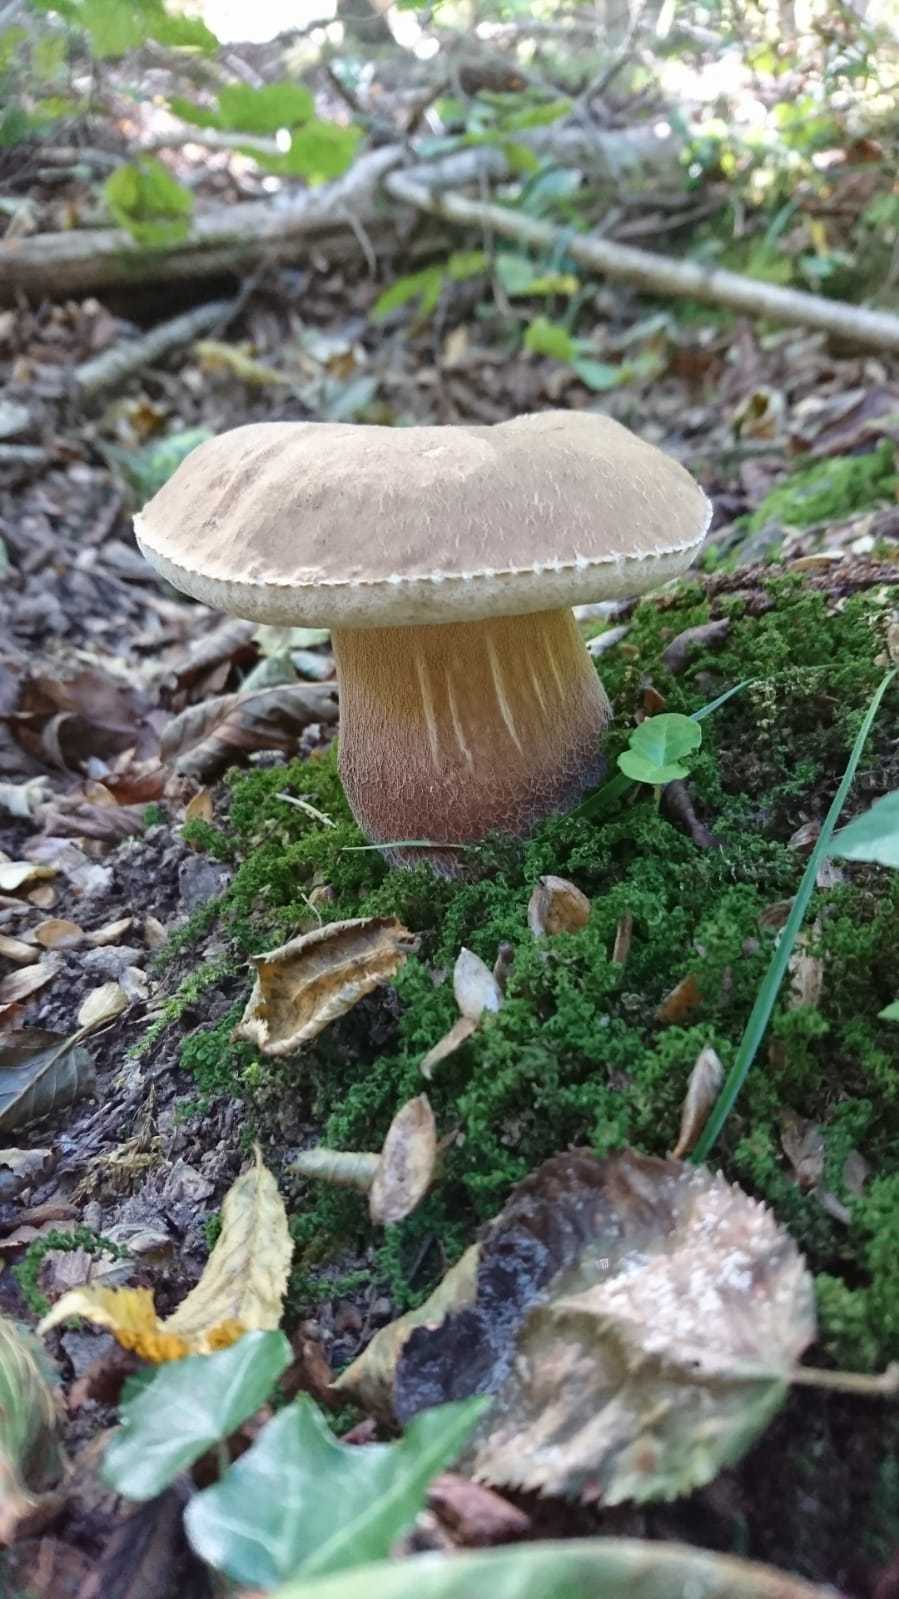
[333, 608, 610, 873]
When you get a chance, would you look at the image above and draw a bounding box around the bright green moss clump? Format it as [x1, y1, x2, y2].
[748, 440, 897, 532]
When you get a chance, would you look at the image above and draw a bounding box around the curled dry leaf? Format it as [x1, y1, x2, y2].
[0, 933, 39, 965]
[77, 982, 129, 1031]
[0, 862, 55, 894]
[343, 1151, 815, 1504]
[184, 788, 214, 826]
[421, 949, 502, 1079]
[40, 1148, 292, 1361]
[236, 918, 415, 1058]
[370, 1094, 437, 1225]
[33, 919, 83, 951]
[671, 1045, 724, 1159]
[527, 876, 591, 938]
[86, 917, 133, 947]
[655, 972, 702, 1024]
[0, 1315, 62, 1544]
[160, 683, 339, 782]
[0, 958, 60, 1009]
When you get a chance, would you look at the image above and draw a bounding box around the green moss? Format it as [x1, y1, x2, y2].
[14, 1227, 127, 1317]
[141, 577, 899, 1386]
[748, 441, 897, 532]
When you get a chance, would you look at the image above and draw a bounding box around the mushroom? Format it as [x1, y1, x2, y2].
[290, 1093, 436, 1225]
[135, 411, 710, 872]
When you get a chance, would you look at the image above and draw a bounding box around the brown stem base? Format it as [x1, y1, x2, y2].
[333, 608, 610, 873]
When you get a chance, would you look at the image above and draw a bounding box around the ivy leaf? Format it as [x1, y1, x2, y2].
[617, 713, 702, 786]
[104, 158, 193, 247]
[523, 316, 577, 362]
[184, 1395, 485, 1589]
[101, 1330, 291, 1501]
[270, 1536, 839, 1599]
[827, 788, 899, 868]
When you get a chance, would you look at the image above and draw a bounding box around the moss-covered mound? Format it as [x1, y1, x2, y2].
[149, 569, 899, 1583]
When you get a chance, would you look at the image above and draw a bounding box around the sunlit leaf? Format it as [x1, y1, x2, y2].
[617, 713, 702, 786]
[523, 316, 577, 362]
[104, 158, 193, 247]
[828, 789, 899, 868]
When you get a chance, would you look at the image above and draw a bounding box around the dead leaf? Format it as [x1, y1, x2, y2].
[0, 958, 60, 1008]
[143, 916, 167, 950]
[655, 973, 702, 1024]
[0, 778, 50, 820]
[0, 862, 55, 894]
[34, 919, 83, 951]
[0, 933, 39, 965]
[0, 1027, 95, 1134]
[335, 1246, 480, 1420]
[660, 619, 731, 674]
[77, 983, 129, 1030]
[789, 929, 824, 1010]
[86, 917, 133, 947]
[427, 1473, 530, 1547]
[377, 1151, 814, 1504]
[184, 788, 214, 825]
[370, 1094, 437, 1225]
[611, 912, 634, 965]
[527, 876, 591, 938]
[40, 1148, 292, 1361]
[781, 1113, 826, 1190]
[788, 820, 821, 854]
[0, 1315, 63, 1544]
[0, 1146, 53, 1188]
[160, 683, 338, 782]
[421, 948, 502, 1078]
[235, 918, 415, 1057]
[195, 339, 290, 387]
[671, 1045, 724, 1159]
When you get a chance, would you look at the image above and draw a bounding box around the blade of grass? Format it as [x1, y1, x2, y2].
[573, 679, 750, 822]
[691, 665, 897, 1163]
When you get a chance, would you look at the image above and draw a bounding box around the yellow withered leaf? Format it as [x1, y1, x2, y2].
[235, 917, 416, 1057]
[39, 1149, 292, 1362]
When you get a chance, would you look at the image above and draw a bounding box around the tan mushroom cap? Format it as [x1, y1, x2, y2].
[134, 410, 711, 630]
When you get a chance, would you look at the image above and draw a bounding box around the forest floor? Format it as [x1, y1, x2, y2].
[1, 239, 899, 1599]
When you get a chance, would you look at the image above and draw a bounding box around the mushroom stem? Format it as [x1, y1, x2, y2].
[333, 607, 610, 871]
[291, 1149, 380, 1191]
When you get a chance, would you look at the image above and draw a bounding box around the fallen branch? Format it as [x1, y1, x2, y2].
[384, 171, 899, 354]
[74, 298, 238, 397]
[0, 127, 676, 303]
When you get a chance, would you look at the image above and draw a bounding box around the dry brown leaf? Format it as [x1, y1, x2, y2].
[0, 863, 55, 895]
[34, 919, 83, 951]
[387, 1150, 815, 1504]
[40, 1148, 292, 1361]
[160, 683, 339, 782]
[235, 918, 415, 1057]
[370, 1094, 437, 1225]
[671, 1045, 724, 1159]
[0, 933, 39, 965]
[655, 973, 702, 1024]
[0, 959, 59, 1008]
[611, 912, 634, 965]
[780, 1112, 826, 1191]
[184, 788, 214, 826]
[788, 928, 824, 1010]
[527, 876, 591, 938]
[144, 916, 167, 950]
[421, 948, 502, 1078]
[86, 917, 133, 947]
[27, 886, 56, 910]
[77, 983, 129, 1031]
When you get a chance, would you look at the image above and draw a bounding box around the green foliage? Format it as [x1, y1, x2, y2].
[617, 713, 702, 786]
[102, 1331, 291, 1500]
[14, 1227, 127, 1318]
[748, 443, 897, 533]
[103, 427, 213, 500]
[829, 789, 899, 869]
[372, 252, 488, 322]
[29, 0, 218, 57]
[103, 158, 194, 247]
[169, 82, 361, 184]
[523, 315, 577, 362]
[185, 1396, 485, 1588]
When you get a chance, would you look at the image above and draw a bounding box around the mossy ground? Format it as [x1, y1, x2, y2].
[151, 571, 899, 1584]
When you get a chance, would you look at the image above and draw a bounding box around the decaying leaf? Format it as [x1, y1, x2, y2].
[33, 919, 83, 951]
[184, 788, 214, 826]
[0, 958, 59, 1009]
[611, 912, 634, 965]
[527, 876, 591, 938]
[0, 1316, 62, 1544]
[370, 1095, 437, 1225]
[421, 948, 502, 1079]
[160, 683, 339, 782]
[40, 1148, 292, 1361]
[335, 1247, 480, 1420]
[343, 1151, 815, 1503]
[86, 917, 134, 947]
[0, 778, 49, 821]
[236, 919, 415, 1058]
[788, 928, 825, 1010]
[780, 1113, 826, 1191]
[77, 982, 129, 1030]
[0, 1027, 95, 1134]
[0, 933, 38, 965]
[655, 973, 702, 1024]
[671, 1045, 724, 1159]
[0, 862, 55, 895]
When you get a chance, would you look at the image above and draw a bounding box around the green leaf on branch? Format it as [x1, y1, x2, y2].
[373, 267, 445, 321]
[104, 158, 193, 247]
[217, 81, 314, 133]
[101, 1330, 291, 1501]
[31, 0, 217, 58]
[617, 713, 703, 785]
[827, 789, 899, 868]
[184, 1395, 485, 1589]
[273, 120, 362, 182]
